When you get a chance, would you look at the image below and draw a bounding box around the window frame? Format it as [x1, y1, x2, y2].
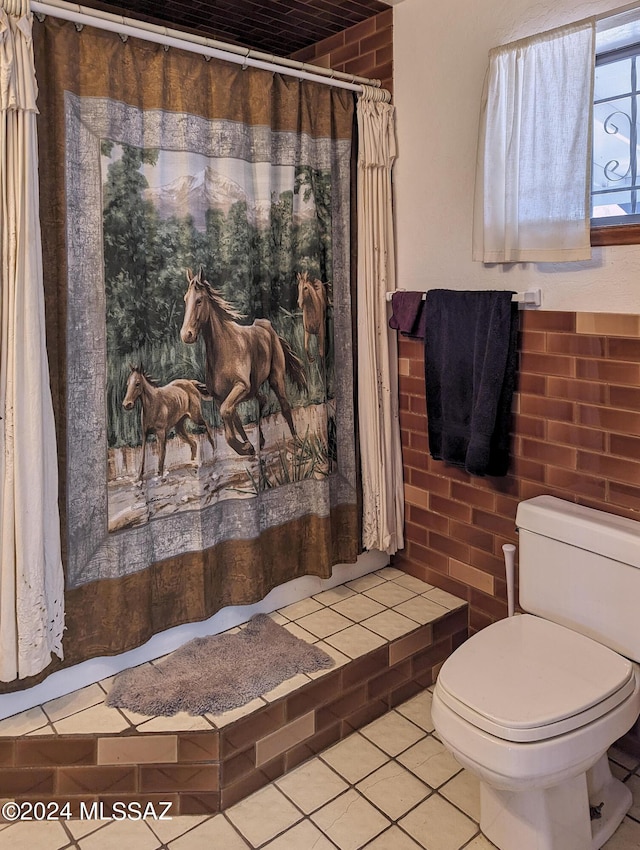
[591, 36, 640, 244]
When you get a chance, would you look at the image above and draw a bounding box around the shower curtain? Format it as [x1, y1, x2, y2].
[14, 16, 359, 685]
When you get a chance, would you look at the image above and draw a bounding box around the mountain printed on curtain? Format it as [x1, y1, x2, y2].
[103, 143, 336, 533]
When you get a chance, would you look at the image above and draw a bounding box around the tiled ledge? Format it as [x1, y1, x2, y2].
[0, 568, 468, 817]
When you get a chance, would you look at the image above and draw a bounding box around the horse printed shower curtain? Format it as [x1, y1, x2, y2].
[17, 17, 359, 683]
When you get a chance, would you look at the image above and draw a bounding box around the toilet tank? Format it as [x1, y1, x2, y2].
[515, 496, 640, 662]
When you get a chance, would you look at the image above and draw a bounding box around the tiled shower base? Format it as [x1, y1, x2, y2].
[0, 567, 468, 819]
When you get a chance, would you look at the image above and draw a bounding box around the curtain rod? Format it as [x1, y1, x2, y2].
[30, 0, 385, 94]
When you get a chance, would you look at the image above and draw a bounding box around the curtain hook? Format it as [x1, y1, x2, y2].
[74, 22, 84, 32]
[242, 48, 250, 70]
[119, 32, 128, 43]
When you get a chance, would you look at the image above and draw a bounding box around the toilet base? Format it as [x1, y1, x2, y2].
[480, 755, 632, 850]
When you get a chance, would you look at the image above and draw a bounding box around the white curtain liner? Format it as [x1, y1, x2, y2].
[0, 3, 64, 680]
[31, 0, 390, 96]
[356, 87, 404, 556]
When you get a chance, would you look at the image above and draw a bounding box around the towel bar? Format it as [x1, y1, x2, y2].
[385, 288, 542, 308]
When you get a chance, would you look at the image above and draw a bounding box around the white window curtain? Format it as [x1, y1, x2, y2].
[356, 86, 404, 556]
[473, 20, 595, 263]
[0, 0, 64, 680]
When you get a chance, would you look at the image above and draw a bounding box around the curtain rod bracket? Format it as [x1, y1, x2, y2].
[517, 288, 542, 307]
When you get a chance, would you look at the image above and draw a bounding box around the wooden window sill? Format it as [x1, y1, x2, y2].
[591, 223, 640, 246]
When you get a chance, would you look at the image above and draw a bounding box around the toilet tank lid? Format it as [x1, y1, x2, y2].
[516, 496, 640, 569]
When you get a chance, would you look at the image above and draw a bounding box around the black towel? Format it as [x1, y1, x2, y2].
[389, 291, 427, 340]
[424, 289, 518, 477]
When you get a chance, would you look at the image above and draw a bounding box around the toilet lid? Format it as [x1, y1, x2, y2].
[436, 614, 635, 743]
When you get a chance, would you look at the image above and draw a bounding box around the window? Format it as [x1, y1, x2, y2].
[592, 13, 640, 244]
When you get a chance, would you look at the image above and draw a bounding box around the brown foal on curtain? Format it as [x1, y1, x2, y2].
[122, 365, 215, 480]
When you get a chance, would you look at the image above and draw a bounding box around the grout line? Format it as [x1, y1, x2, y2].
[220, 812, 254, 848]
[459, 830, 486, 849]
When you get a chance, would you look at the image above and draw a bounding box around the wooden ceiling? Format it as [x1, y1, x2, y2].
[76, 0, 392, 57]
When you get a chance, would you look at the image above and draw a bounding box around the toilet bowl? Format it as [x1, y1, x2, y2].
[432, 615, 640, 850]
[431, 497, 640, 850]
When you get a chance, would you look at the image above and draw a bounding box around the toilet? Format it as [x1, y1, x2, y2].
[431, 495, 640, 850]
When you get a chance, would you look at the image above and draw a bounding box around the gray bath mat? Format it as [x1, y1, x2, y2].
[106, 614, 335, 716]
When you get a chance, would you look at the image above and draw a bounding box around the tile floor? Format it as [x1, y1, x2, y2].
[2, 687, 640, 849]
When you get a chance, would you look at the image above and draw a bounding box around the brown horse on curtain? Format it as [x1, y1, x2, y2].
[297, 270, 328, 362]
[123, 365, 216, 481]
[180, 269, 307, 457]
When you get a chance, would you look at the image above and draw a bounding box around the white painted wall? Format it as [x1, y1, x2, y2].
[394, 0, 640, 314]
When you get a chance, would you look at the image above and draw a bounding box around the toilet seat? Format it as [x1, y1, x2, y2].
[436, 614, 635, 743]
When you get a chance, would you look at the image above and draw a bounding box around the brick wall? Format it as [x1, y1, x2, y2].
[290, 8, 393, 94]
[392, 311, 640, 634]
